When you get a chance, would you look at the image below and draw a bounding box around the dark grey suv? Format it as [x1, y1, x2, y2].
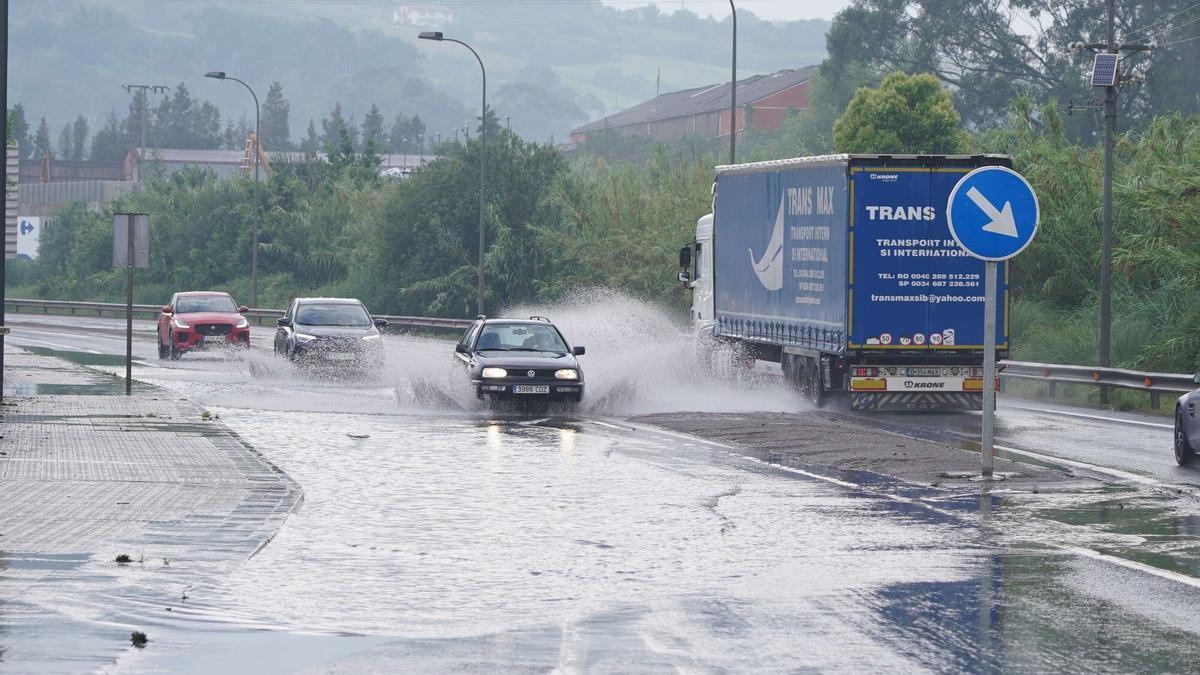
[274, 298, 387, 369]
[455, 317, 585, 404]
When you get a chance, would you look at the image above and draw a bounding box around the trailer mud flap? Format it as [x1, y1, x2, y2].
[852, 392, 982, 411]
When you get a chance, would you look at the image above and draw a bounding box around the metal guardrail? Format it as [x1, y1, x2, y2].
[999, 360, 1196, 409]
[8, 298, 1192, 406]
[3, 298, 472, 331]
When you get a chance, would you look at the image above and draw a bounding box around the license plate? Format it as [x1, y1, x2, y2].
[905, 368, 946, 377]
[513, 385, 550, 394]
[202, 335, 226, 343]
[327, 353, 356, 361]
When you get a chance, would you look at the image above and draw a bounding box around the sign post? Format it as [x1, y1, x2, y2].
[946, 166, 1039, 477]
[112, 213, 149, 396]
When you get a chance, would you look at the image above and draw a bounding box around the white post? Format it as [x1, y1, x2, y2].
[981, 260, 997, 476]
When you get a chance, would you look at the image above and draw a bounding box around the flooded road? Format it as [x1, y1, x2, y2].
[5, 302, 1200, 672]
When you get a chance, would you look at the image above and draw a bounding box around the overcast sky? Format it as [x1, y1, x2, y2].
[603, 0, 853, 21]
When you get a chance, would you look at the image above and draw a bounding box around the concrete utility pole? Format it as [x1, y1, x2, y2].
[728, 0, 737, 166]
[1072, 0, 1153, 404]
[121, 84, 169, 157]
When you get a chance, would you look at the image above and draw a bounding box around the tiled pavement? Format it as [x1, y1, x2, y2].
[0, 348, 302, 670]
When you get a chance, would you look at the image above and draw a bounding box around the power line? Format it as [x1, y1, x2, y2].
[1159, 32, 1200, 47]
[1124, 1, 1200, 39]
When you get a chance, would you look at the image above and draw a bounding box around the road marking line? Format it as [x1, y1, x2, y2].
[1006, 404, 1173, 430]
[993, 442, 1160, 486]
[1061, 545, 1200, 590]
[7, 336, 103, 354]
[619, 420, 1200, 590]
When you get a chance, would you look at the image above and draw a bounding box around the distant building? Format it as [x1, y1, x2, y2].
[570, 67, 816, 145]
[123, 148, 437, 182]
[392, 3, 456, 27]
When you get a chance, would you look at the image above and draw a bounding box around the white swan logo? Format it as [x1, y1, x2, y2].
[748, 195, 786, 291]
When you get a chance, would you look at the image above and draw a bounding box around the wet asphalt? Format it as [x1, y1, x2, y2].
[5, 310, 1200, 672]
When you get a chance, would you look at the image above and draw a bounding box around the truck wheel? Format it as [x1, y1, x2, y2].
[807, 358, 825, 408]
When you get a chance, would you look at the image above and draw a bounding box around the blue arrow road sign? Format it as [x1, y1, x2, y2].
[19, 220, 34, 235]
[946, 166, 1039, 261]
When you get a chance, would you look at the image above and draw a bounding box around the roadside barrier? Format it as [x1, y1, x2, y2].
[8, 298, 1195, 408]
[3, 298, 473, 331]
[999, 360, 1195, 410]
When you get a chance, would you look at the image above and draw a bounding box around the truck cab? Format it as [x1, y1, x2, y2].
[678, 213, 714, 335]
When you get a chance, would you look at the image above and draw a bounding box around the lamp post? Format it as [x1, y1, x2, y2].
[728, 0, 737, 166]
[420, 31, 487, 316]
[205, 71, 260, 308]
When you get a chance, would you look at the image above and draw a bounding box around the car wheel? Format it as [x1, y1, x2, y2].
[157, 330, 168, 360]
[1176, 408, 1194, 466]
[168, 331, 182, 360]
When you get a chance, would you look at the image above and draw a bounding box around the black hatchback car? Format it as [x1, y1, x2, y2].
[274, 297, 388, 369]
[455, 317, 586, 403]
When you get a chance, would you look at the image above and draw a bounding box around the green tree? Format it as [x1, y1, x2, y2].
[154, 83, 222, 149]
[32, 116, 51, 159]
[301, 119, 320, 154]
[833, 72, 965, 153]
[57, 123, 72, 162]
[8, 104, 30, 158]
[90, 112, 131, 162]
[260, 81, 291, 151]
[388, 113, 426, 153]
[70, 115, 89, 161]
[362, 104, 385, 155]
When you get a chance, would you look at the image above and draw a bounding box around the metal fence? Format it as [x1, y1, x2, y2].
[999, 360, 1195, 409]
[3, 298, 472, 331]
[19, 180, 140, 208]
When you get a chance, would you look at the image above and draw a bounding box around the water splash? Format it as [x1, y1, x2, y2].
[507, 288, 807, 416]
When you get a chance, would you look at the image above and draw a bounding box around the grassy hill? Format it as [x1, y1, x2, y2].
[10, 0, 828, 147]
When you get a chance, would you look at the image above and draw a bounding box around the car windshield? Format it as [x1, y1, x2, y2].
[296, 303, 372, 327]
[176, 295, 237, 314]
[476, 324, 568, 352]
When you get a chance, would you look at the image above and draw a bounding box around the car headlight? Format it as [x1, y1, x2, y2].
[555, 369, 579, 380]
[481, 367, 508, 379]
[361, 334, 381, 341]
[295, 333, 318, 342]
[172, 318, 190, 329]
[236, 317, 250, 329]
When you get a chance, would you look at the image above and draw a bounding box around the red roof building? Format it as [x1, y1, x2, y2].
[570, 67, 816, 145]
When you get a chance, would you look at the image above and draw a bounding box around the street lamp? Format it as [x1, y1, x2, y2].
[420, 30, 488, 316]
[728, 0, 737, 166]
[205, 70, 261, 308]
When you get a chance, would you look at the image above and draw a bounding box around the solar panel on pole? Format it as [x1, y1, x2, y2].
[1091, 53, 1119, 87]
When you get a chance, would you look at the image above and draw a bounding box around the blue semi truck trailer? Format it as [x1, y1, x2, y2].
[677, 154, 1010, 411]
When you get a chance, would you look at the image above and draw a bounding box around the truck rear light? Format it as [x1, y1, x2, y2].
[970, 368, 984, 377]
[852, 367, 878, 377]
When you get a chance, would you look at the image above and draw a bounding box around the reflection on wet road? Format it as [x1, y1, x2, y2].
[6, 308, 1200, 671]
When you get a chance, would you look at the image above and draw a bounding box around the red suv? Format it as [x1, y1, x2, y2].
[158, 291, 251, 359]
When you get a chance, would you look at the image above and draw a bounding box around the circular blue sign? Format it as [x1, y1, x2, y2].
[946, 166, 1039, 261]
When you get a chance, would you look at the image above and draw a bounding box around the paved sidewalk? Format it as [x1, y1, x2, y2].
[0, 347, 301, 671]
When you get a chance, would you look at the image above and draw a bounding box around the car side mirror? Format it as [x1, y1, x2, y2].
[374, 318, 389, 327]
[161, 305, 173, 314]
[679, 245, 692, 268]
[573, 346, 586, 356]
[455, 343, 469, 353]
[276, 317, 290, 327]
[1193, 372, 1200, 385]
[238, 305, 249, 314]
[678, 270, 691, 285]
